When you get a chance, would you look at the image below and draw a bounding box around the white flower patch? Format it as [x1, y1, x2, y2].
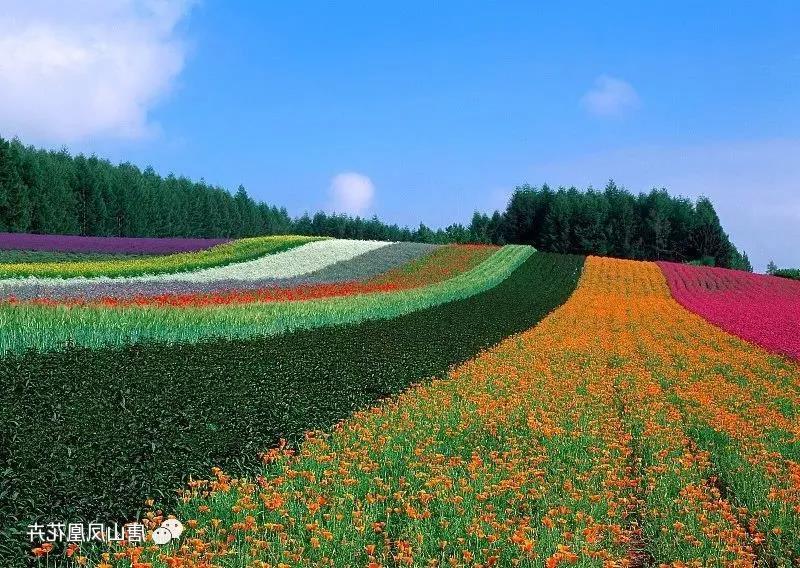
[145, 239, 391, 282]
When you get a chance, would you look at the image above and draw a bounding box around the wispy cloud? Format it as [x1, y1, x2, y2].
[329, 172, 375, 215]
[580, 75, 640, 118]
[526, 138, 800, 271]
[0, 0, 194, 143]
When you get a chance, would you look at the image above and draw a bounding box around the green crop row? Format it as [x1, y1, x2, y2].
[0, 245, 533, 355]
[0, 235, 317, 279]
[0, 252, 584, 560]
[0, 250, 154, 264]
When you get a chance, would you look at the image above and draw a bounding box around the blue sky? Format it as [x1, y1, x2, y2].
[1, 1, 798, 270]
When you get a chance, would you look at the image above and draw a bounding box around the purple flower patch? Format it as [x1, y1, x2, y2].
[0, 233, 231, 254]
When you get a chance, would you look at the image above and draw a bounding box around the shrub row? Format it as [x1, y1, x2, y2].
[773, 268, 800, 280]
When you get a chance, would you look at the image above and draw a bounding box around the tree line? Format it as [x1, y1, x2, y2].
[0, 136, 750, 270]
[482, 184, 751, 270]
[767, 261, 799, 281]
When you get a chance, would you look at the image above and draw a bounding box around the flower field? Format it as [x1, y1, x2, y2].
[1, 235, 798, 566]
[0, 242, 440, 301]
[0, 233, 231, 254]
[659, 262, 800, 360]
[15, 244, 491, 308]
[0, 236, 317, 279]
[0, 238, 388, 294]
[0, 245, 530, 355]
[0, 238, 582, 562]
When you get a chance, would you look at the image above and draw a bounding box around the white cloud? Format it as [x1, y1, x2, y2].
[580, 75, 640, 118]
[526, 138, 800, 271]
[0, 0, 194, 143]
[329, 172, 375, 215]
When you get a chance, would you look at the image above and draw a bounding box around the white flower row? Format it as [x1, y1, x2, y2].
[0, 239, 393, 291]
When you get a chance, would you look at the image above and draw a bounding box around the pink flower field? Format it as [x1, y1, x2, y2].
[658, 261, 800, 360]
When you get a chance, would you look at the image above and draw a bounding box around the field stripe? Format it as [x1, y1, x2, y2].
[0, 245, 532, 355]
[0, 235, 317, 279]
[0, 250, 159, 264]
[0, 252, 583, 559]
[658, 261, 800, 360]
[2, 242, 439, 301]
[0, 232, 230, 254]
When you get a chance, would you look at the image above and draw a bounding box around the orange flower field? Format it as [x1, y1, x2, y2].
[5, 9, 798, 565]
[80, 256, 800, 567]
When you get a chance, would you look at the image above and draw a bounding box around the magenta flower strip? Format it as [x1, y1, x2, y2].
[658, 261, 800, 360]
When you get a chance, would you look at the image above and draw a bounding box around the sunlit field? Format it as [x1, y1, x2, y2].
[1, 235, 797, 566]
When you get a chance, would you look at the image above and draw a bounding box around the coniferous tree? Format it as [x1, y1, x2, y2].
[690, 197, 729, 267]
[732, 250, 753, 273]
[573, 188, 609, 254]
[642, 190, 673, 260]
[541, 192, 572, 252]
[604, 180, 637, 258]
[766, 260, 778, 275]
[0, 139, 32, 232]
[8, 143, 35, 232]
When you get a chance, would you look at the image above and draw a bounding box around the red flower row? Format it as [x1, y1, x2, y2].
[8, 245, 499, 308]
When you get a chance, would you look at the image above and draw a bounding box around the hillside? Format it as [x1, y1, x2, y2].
[1, 235, 797, 565]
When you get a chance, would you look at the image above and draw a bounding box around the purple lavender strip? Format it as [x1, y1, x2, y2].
[0, 233, 231, 254]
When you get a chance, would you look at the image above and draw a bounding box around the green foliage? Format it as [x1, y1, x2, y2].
[728, 249, 753, 272]
[767, 260, 778, 275]
[0, 137, 293, 239]
[0, 252, 585, 558]
[687, 256, 716, 267]
[0, 246, 532, 355]
[767, 259, 800, 280]
[773, 268, 800, 281]
[501, 182, 747, 269]
[0, 138, 30, 233]
[0, 250, 152, 264]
